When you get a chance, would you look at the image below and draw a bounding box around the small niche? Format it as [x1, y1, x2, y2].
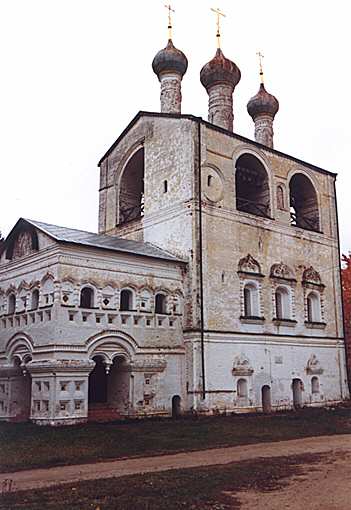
[164, 180, 168, 193]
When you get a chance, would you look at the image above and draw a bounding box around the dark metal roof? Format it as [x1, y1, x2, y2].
[98, 111, 337, 178]
[23, 219, 185, 263]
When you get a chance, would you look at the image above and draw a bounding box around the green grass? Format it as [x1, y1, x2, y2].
[0, 452, 326, 510]
[0, 407, 350, 473]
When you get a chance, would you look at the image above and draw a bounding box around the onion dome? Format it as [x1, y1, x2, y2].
[247, 83, 279, 119]
[152, 39, 188, 78]
[200, 48, 241, 90]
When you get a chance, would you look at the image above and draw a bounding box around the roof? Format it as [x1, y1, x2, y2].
[98, 111, 337, 178]
[5, 218, 185, 263]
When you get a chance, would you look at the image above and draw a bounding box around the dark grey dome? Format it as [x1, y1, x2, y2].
[200, 48, 241, 90]
[152, 39, 188, 78]
[247, 83, 279, 119]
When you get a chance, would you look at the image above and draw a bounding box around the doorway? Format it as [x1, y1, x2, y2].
[88, 356, 108, 404]
[172, 395, 181, 418]
[11, 357, 31, 421]
[292, 378, 303, 409]
[261, 385, 272, 413]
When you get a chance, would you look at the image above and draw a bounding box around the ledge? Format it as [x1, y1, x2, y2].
[304, 321, 326, 330]
[273, 318, 297, 327]
[237, 271, 265, 279]
[240, 316, 265, 325]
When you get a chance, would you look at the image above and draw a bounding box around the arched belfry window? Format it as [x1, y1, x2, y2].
[235, 154, 270, 218]
[119, 147, 144, 224]
[289, 173, 320, 232]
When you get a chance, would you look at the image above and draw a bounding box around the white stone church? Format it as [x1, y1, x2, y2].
[0, 34, 349, 425]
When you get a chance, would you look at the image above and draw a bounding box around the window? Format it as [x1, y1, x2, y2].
[41, 276, 55, 306]
[31, 289, 39, 310]
[207, 175, 213, 187]
[155, 293, 167, 314]
[243, 283, 259, 317]
[275, 287, 290, 320]
[306, 292, 321, 323]
[8, 294, 16, 314]
[237, 378, 248, 398]
[120, 289, 133, 311]
[277, 185, 285, 210]
[235, 154, 270, 218]
[289, 173, 319, 231]
[311, 376, 320, 394]
[80, 287, 94, 308]
[164, 180, 168, 193]
[119, 147, 144, 224]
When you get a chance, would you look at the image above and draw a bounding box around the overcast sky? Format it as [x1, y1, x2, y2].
[1, 0, 350, 253]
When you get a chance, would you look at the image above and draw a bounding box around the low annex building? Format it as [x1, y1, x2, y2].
[0, 31, 349, 425]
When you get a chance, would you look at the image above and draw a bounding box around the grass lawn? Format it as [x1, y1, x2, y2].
[0, 407, 350, 473]
[0, 452, 326, 509]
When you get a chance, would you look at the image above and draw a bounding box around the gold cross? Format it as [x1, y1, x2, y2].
[211, 7, 226, 48]
[165, 4, 175, 39]
[257, 51, 264, 83]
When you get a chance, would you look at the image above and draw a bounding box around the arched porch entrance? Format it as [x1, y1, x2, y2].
[261, 385, 272, 413]
[292, 378, 303, 409]
[11, 356, 32, 422]
[88, 355, 131, 421]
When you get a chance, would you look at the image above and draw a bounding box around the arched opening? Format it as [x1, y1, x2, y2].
[172, 395, 181, 418]
[11, 356, 32, 421]
[289, 173, 320, 231]
[88, 356, 108, 404]
[275, 287, 290, 320]
[311, 376, 320, 394]
[261, 385, 272, 413]
[120, 289, 133, 311]
[306, 292, 321, 323]
[292, 378, 303, 409]
[80, 287, 94, 309]
[88, 355, 131, 421]
[31, 289, 39, 310]
[155, 293, 167, 314]
[237, 378, 248, 398]
[8, 293, 16, 314]
[235, 154, 270, 218]
[119, 147, 145, 224]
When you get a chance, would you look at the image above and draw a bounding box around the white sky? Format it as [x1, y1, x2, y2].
[1, 0, 350, 253]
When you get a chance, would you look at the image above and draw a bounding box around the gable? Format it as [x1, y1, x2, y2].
[0, 219, 56, 264]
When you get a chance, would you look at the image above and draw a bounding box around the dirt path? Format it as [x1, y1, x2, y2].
[238, 448, 351, 510]
[1, 434, 350, 493]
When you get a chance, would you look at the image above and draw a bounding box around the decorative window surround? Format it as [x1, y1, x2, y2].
[306, 355, 324, 375]
[240, 316, 265, 325]
[304, 321, 326, 330]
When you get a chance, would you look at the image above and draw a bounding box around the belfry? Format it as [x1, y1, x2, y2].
[0, 7, 348, 425]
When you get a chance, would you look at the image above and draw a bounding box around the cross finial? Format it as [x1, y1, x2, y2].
[211, 7, 226, 48]
[165, 4, 175, 40]
[257, 51, 264, 84]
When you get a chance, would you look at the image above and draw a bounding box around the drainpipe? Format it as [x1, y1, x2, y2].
[197, 119, 206, 400]
[334, 177, 350, 395]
